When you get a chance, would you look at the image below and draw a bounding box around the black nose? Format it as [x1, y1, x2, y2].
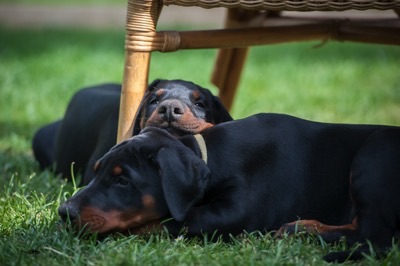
[58, 202, 79, 223]
[158, 100, 185, 122]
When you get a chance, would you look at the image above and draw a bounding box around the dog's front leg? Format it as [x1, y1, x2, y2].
[163, 201, 247, 238]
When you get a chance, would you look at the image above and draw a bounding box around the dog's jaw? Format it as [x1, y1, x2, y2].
[63, 194, 165, 235]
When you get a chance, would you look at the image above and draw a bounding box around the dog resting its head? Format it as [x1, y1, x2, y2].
[59, 128, 209, 234]
[133, 79, 232, 136]
[32, 78, 232, 185]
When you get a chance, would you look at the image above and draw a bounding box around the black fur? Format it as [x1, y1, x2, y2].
[59, 113, 400, 261]
[32, 79, 232, 185]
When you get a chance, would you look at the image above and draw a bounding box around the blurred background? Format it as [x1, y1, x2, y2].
[1, 0, 400, 175]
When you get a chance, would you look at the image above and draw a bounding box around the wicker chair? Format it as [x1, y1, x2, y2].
[116, 0, 400, 142]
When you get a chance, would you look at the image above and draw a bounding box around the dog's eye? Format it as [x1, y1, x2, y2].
[194, 101, 205, 108]
[149, 98, 159, 105]
[115, 176, 129, 186]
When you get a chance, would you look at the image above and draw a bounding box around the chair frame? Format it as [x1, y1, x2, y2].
[117, 0, 400, 142]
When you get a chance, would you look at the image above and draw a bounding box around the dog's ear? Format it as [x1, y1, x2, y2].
[132, 79, 163, 135]
[197, 85, 233, 123]
[211, 96, 233, 123]
[156, 145, 209, 222]
[147, 79, 163, 91]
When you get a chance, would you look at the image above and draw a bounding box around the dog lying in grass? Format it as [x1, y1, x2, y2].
[59, 113, 400, 262]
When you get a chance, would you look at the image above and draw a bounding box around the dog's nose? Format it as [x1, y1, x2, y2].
[158, 100, 185, 122]
[58, 202, 79, 223]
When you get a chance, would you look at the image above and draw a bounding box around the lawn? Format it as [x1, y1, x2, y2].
[1, 27, 400, 265]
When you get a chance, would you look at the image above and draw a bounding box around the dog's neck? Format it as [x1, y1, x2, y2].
[178, 134, 208, 164]
[193, 134, 207, 164]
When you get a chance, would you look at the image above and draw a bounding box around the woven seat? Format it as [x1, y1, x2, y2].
[164, 0, 399, 11]
[116, 0, 400, 142]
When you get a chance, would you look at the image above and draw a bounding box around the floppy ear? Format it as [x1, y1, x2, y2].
[197, 86, 233, 123]
[132, 79, 163, 135]
[156, 146, 209, 222]
[211, 95, 233, 123]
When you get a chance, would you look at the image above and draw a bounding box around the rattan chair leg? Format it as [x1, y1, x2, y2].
[212, 48, 249, 111]
[117, 0, 163, 143]
[211, 9, 271, 110]
[117, 51, 151, 143]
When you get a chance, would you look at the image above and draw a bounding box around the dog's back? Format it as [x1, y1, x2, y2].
[201, 113, 397, 229]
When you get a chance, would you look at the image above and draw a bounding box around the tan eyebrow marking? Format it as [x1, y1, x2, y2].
[156, 89, 165, 97]
[112, 165, 123, 176]
[192, 90, 201, 100]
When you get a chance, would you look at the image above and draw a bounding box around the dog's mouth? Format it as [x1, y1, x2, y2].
[152, 121, 213, 136]
[60, 216, 166, 236]
[145, 109, 214, 136]
[60, 204, 167, 236]
[164, 125, 195, 136]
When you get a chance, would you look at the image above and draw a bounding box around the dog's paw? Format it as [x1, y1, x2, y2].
[275, 219, 324, 237]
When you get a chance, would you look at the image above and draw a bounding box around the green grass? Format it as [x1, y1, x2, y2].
[1, 27, 400, 265]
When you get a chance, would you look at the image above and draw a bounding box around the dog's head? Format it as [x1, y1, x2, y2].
[133, 79, 232, 136]
[59, 128, 210, 235]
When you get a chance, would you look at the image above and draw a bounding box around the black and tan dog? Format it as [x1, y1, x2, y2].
[59, 113, 400, 261]
[32, 79, 232, 185]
